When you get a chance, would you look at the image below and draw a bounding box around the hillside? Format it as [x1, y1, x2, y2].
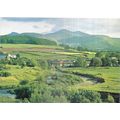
[60, 35, 120, 51]
[43, 29, 89, 42]
[43, 30, 120, 51]
[0, 35, 57, 46]
[1, 29, 120, 51]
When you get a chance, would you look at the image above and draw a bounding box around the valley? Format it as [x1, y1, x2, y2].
[0, 43, 120, 103]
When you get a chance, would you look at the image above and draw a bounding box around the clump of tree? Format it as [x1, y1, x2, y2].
[0, 35, 57, 45]
[14, 78, 68, 103]
[30, 85, 68, 103]
[77, 46, 88, 51]
[89, 57, 102, 67]
[0, 71, 11, 77]
[73, 57, 87, 67]
[0, 56, 35, 68]
[90, 52, 120, 67]
[14, 76, 115, 103]
[37, 59, 49, 69]
[100, 92, 115, 103]
[68, 90, 102, 103]
[15, 85, 32, 100]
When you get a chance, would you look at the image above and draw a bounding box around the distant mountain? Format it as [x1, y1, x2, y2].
[1, 29, 120, 51]
[8, 32, 19, 36]
[0, 35, 57, 46]
[61, 35, 120, 51]
[42, 29, 120, 51]
[43, 29, 89, 42]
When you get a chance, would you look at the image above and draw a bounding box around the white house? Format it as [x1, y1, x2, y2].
[7, 54, 17, 60]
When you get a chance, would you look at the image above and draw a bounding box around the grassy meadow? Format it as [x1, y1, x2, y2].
[65, 67, 120, 93]
[0, 44, 119, 102]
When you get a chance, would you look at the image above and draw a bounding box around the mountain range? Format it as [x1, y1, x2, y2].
[1, 29, 120, 51]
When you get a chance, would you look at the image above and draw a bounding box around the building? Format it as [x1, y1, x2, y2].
[7, 54, 17, 60]
[49, 60, 74, 67]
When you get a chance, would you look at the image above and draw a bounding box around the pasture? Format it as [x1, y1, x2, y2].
[65, 67, 120, 93]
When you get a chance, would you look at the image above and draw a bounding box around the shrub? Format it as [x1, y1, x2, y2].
[14, 85, 32, 100]
[68, 90, 102, 103]
[90, 57, 102, 67]
[0, 71, 11, 77]
[20, 80, 29, 85]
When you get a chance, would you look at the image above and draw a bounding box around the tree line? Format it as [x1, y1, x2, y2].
[0, 35, 57, 45]
[73, 52, 120, 67]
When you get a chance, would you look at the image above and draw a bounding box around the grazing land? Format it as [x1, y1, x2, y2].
[0, 44, 120, 103]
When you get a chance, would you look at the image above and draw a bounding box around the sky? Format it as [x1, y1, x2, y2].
[0, 17, 120, 37]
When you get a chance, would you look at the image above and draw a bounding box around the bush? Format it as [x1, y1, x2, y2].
[0, 71, 11, 77]
[37, 59, 48, 69]
[90, 57, 102, 67]
[20, 80, 29, 85]
[14, 85, 32, 100]
[68, 90, 102, 103]
[107, 94, 115, 103]
[73, 57, 87, 67]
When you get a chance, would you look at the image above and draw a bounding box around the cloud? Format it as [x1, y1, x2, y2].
[0, 18, 55, 35]
[2, 17, 46, 22]
[1, 18, 120, 37]
[58, 18, 120, 37]
[33, 25, 40, 29]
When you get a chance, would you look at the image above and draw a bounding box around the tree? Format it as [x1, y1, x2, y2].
[90, 57, 102, 67]
[20, 80, 29, 85]
[68, 90, 102, 103]
[95, 52, 105, 58]
[111, 59, 118, 67]
[30, 84, 68, 103]
[73, 57, 87, 67]
[16, 53, 20, 58]
[26, 60, 35, 67]
[14, 85, 32, 100]
[118, 58, 120, 65]
[107, 94, 114, 103]
[38, 59, 48, 69]
[35, 75, 45, 84]
[0, 71, 11, 77]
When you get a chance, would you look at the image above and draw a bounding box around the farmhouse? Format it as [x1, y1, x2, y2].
[7, 54, 17, 60]
[49, 60, 74, 67]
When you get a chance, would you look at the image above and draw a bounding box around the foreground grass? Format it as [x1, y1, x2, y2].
[0, 65, 50, 88]
[0, 96, 17, 103]
[65, 67, 120, 93]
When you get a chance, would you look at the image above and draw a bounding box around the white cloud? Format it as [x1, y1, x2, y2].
[0, 18, 55, 35]
[54, 18, 120, 37]
[1, 18, 120, 37]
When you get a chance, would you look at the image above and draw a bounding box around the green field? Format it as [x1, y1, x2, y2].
[0, 44, 120, 102]
[0, 44, 61, 49]
[0, 65, 50, 88]
[64, 67, 120, 93]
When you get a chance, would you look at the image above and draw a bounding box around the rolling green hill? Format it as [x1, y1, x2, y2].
[1, 29, 120, 51]
[0, 35, 57, 46]
[60, 35, 120, 51]
[43, 30, 120, 51]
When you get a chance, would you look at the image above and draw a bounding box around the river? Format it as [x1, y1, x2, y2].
[0, 89, 16, 98]
[0, 54, 6, 59]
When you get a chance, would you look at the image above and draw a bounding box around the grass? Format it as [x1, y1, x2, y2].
[0, 96, 17, 103]
[0, 65, 50, 88]
[0, 44, 120, 95]
[65, 67, 120, 93]
[0, 44, 61, 49]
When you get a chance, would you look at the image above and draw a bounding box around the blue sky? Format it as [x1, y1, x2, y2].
[0, 17, 120, 37]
